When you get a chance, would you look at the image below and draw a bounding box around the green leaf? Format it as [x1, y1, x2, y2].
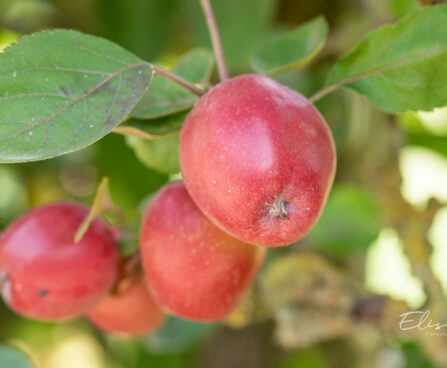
[0, 29, 151, 163]
[131, 48, 214, 119]
[406, 132, 447, 158]
[181, 0, 278, 70]
[94, 134, 167, 210]
[97, 0, 178, 61]
[0, 344, 33, 368]
[125, 133, 180, 174]
[326, 5, 447, 113]
[144, 316, 217, 354]
[307, 185, 381, 255]
[131, 111, 187, 136]
[0, 166, 27, 223]
[276, 348, 327, 368]
[251, 16, 328, 75]
[125, 113, 186, 174]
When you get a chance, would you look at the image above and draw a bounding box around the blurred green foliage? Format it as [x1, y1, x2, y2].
[131, 49, 214, 119]
[276, 348, 327, 368]
[145, 317, 217, 354]
[308, 185, 381, 256]
[0, 344, 33, 368]
[400, 340, 439, 368]
[126, 133, 181, 174]
[251, 16, 328, 75]
[94, 134, 168, 210]
[0, 167, 27, 224]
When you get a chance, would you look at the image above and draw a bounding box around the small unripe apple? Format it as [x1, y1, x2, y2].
[87, 278, 165, 337]
[0, 202, 119, 321]
[140, 182, 265, 322]
[179, 74, 336, 247]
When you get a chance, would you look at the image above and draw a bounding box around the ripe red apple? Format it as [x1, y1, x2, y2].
[140, 182, 265, 322]
[0, 202, 119, 321]
[87, 278, 165, 337]
[179, 74, 336, 247]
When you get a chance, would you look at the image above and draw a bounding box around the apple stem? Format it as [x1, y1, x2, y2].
[198, 0, 229, 81]
[309, 84, 339, 103]
[113, 126, 179, 140]
[150, 64, 205, 96]
[112, 252, 142, 295]
[310, 71, 376, 103]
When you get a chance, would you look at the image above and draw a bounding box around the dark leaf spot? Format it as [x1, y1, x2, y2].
[60, 86, 69, 97]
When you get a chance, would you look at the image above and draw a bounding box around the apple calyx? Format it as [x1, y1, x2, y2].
[267, 199, 289, 219]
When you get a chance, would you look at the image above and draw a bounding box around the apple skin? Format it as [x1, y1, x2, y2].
[179, 74, 336, 247]
[87, 278, 165, 338]
[0, 202, 119, 321]
[140, 181, 265, 322]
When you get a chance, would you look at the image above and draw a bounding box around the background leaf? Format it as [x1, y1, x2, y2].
[131, 48, 213, 119]
[0, 344, 33, 368]
[125, 113, 186, 174]
[97, 0, 178, 62]
[0, 29, 151, 162]
[406, 132, 447, 158]
[326, 4, 447, 113]
[307, 185, 381, 256]
[179, 0, 278, 71]
[94, 134, 167, 210]
[251, 16, 328, 75]
[172, 49, 214, 82]
[275, 348, 327, 368]
[0, 29, 20, 51]
[144, 316, 217, 354]
[125, 133, 180, 174]
[130, 111, 187, 136]
[0, 166, 27, 223]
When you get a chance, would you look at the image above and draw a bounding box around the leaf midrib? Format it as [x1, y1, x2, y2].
[0, 62, 147, 143]
[0, 67, 109, 82]
[329, 46, 447, 89]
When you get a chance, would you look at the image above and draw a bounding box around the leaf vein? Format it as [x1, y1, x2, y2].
[0, 93, 71, 101]
[335, 48, 447, 88]
[67, 44, 130, 67]
[55, 98, 88, 154]
[0, 63, 146, 143]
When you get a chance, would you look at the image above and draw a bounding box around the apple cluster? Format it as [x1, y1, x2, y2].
[0, 74, 335, 338]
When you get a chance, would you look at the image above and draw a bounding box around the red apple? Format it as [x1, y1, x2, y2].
[140, 182, 265, 322]
[0, 202, 119, 321]
[179, 74, 336, 247]
[87, 278, 165, 337]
